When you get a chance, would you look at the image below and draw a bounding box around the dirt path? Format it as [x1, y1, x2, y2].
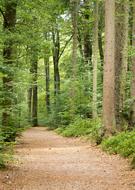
[0, 127, 135, 190]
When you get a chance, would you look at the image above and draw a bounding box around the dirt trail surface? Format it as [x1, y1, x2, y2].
[0, 127, 135, 190]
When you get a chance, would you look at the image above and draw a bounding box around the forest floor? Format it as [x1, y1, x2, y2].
[0, 127, 135, 190]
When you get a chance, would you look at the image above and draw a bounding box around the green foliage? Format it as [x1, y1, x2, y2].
[0, 133, 14, 168]
[55, 117, 102, 143]
[1, 126, 23, 142]
[102, 131, 135, 158]
[0, 153, 13, 169]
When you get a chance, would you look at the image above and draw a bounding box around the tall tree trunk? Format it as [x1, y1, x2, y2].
[70, 0, 78, 117]
[44, 56, 50, 113]
[83, 0, 92, 65]
[52, 29, 60, 98]
[98, 1, 104, 65]
[103, 0, 116, 135]
[2, 1, 17, 130]
[130, 2, 135, 126]
[71, 0, 78, 79]
[98, 32, 104, 65]
[92, 1, 99, 118]
[28, 87, 32, 123]
[30, 48, 38, 127]
[70, 0, 79, 115]
[129, 0, 133, 46]
[32, 55, 38, 127]
[82, 0, 92, 94]
[28, 50, 33, 124]
[115, 0, 129, 128]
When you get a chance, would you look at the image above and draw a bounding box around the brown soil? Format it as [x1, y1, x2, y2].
[0, 127, 135, 190]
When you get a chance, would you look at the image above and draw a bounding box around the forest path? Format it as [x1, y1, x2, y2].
[0, 127, 135, 190]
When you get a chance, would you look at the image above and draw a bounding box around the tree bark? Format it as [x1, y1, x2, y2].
[92, 1, 99, 118]
[69, 0, 79, 115]
[98, 33, 104, 65]
[44, 56, 50, 113]
[98, 2, 104, 65]
[52, 29, 60, 97]
[103, 0, 116, 135]
[32, 54, 38, 127]
[71, 0, 78, 79]
[2, 1, 17, 128]
[29, 48, 38, 127]
[28, 87, 32, 123]
[115, 0, 129, 128]
[130, 2, 135, 126]
[83, 0, 92, 65]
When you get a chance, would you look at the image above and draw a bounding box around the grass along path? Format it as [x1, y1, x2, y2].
[0, 127, 135, 190]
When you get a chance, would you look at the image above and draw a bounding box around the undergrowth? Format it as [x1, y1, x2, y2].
[0, 126, 26, 169]
[102, 131, 135, 168]
[55, 117, 102, 144]
[0, 134, 14, 168]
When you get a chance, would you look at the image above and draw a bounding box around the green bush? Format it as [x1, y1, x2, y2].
[102, 131, 135, 158]
[0, 153, 13, 168]
[55, 126, 66, 134]
[0, 127, 20, 168]
[55, 117, 102, 143]
[0, 136, 13, 168]
[1, 126, 24, 142]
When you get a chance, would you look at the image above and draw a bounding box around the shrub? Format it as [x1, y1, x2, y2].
[0, 136, 13, 168]
[1, 125, 25, 142]
[102, 131, 135, 158]
[0, 127, 19, 168]
[55, 117, 102, 143]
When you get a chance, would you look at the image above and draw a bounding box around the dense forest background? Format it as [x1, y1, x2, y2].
[0, 0, 135, 167]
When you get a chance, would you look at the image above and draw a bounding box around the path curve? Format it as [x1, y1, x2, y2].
[0, 127, 135, 190]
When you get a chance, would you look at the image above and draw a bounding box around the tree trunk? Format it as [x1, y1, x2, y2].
[71, 0, 78, 79]
[115, 0, 129, 128]
[82, 0, 92, 94]
[92, 1, 99, 118]
[103, 0, 116, 135]
[2, 1, 17, 129]
[52, 29, 60, 97]
[83, 0, 92, 65]
[32, 55, 38, 127]
[30, 48, 38, 127]
[98, 2, 104, 65]
[28, 87, 32, 123]
[130, 2, 135, 126]
[44, 56, 50, 113]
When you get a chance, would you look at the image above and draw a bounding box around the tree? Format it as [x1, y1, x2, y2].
[44, 38, 51, 114]
[71, 0, 79, 79]
[52, 27, 60, 97]
[68, 0, 79, 115]
[1, 0, 17, 140]
[31, 47, 38, 127]
[115, 0, 129, 128]
[130, 1, 135, 126]
[83, 0, 92, 65]
[103, 0, 116, 135]
[92, 1, 99, 118]
[28, 69, 33, 123]
[28, 45, 39, 127]
[98, 1, 104, 66]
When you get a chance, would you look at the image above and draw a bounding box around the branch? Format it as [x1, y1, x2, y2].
[58, 35, 73, 61]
